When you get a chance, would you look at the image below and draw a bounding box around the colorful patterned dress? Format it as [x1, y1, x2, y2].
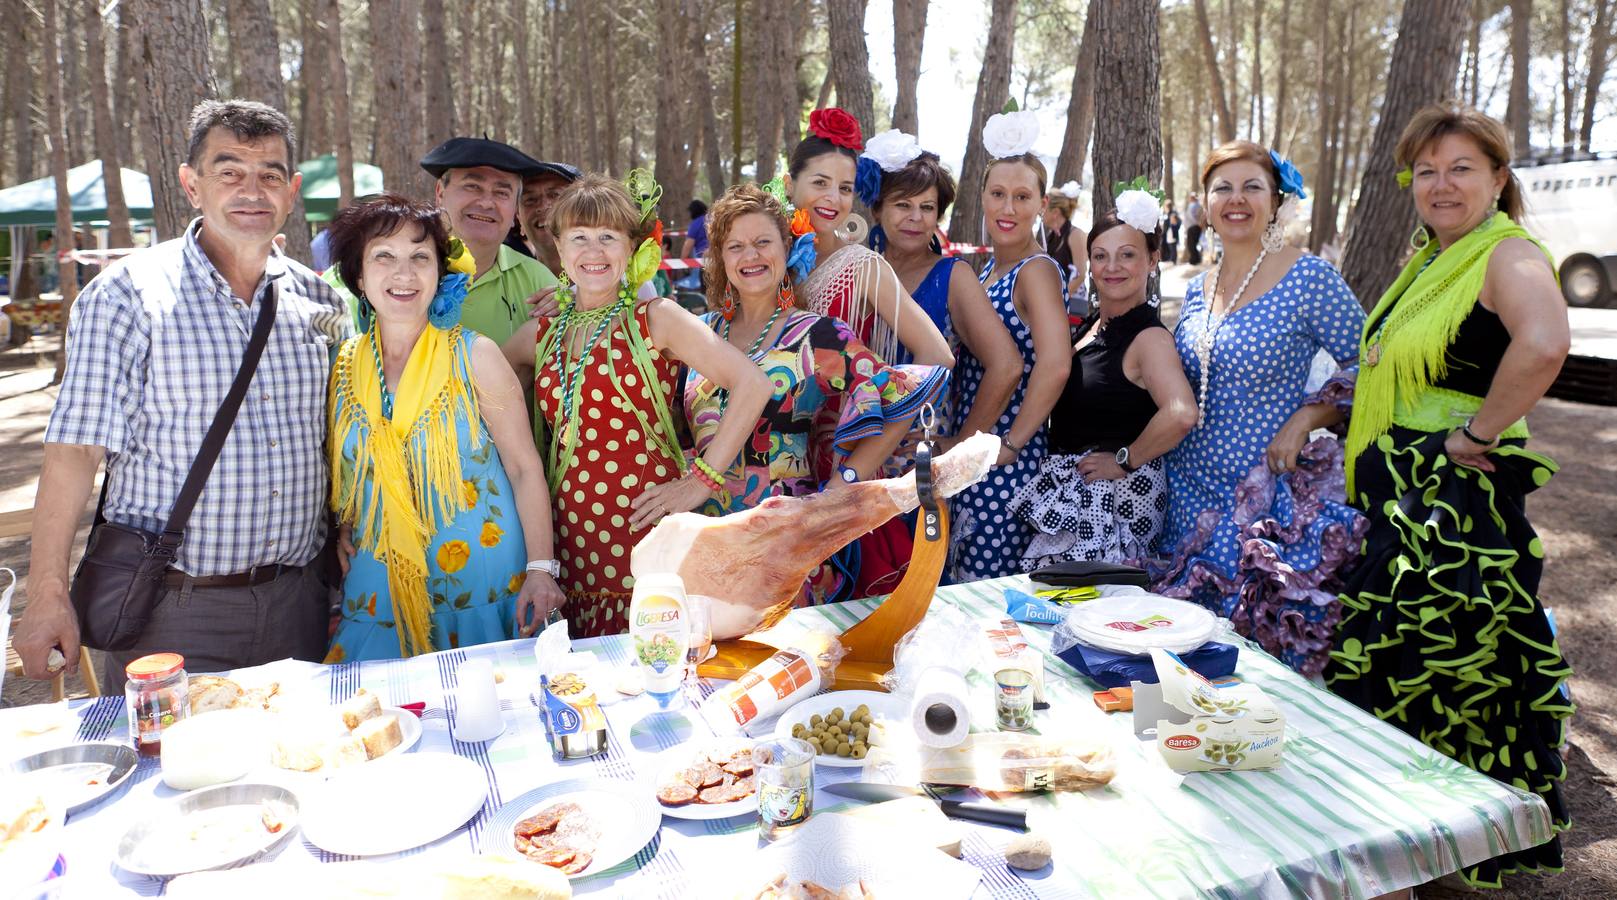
[682, 310, 949, 603]
[328, 328, 524, 662]
[947, 254, 1062, 583]
[1153, 254, 1366, 676]
[535, 303, 683, 637]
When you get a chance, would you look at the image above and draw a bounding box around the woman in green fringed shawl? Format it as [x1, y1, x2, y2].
[1327, 105, 1574, 890]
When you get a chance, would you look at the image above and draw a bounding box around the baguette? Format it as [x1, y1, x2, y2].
[353, 714, 403, 759]
[339, 689, 382, 730]
[188, 675, 244, 715]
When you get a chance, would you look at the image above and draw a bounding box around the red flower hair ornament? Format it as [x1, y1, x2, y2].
[808, 108, 864, 152]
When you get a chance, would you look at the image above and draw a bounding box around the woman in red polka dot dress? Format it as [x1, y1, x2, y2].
[504, 173, 770, 636]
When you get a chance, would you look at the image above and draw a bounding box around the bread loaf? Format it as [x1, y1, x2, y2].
[188, 675, 244, 714]
[353, 714, 403, 759]
[339, 689, 382, 730]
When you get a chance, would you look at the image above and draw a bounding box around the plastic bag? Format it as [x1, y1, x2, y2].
[878, 604, 975, 697]
[876, 732, 1116, 793]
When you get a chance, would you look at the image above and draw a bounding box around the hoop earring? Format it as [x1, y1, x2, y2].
[719, 285, 737, 321]
[1262, 220, 1284, 253]
[777, 280, 796, 311]
[1408, 224, 1431, 252]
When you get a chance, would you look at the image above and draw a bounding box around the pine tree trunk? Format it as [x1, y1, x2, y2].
[132, 0, 218, 240]
[1559, 0, 1574, 146]
[1506, 0, 1533, 156]
[85, 4, 134, 249]
[782, 0, 807, 151]
[685, 0, 728, 199]
[370, 0, 425, 200]
[1273, 0, 1292, 152]
[1163, 89, 1177, 201]
[113, 6, 136, 173]
[63, 4, 89, 166]
[226, 0, 313, 263]
[891, 0, 927, 134]
[1466, 0, 1482, 107]
[1053, 0, 1098, 185]
[297, 0, 324, 158]
[1224, 0, 1241, 139]
[425, 0, 456, 149]
[1340, 0, 1470, 307]
[1090, 0, 1162, 213]
[460, 1, 476, 135]
[324, 0, 355, 210]
[948, 0, 1019, 246]
[1309, 0, 1337, 251]
[45, 0, 80, 380]
[1578, 0, 1614, 151]
[1192, 0, 1236, 143]
[656, 0, 691, 213]
[826, 0, 875, 135]
[0, 2, 11, 187]
[750, 0, 786, 181]
[1250, 0, 1265, 141]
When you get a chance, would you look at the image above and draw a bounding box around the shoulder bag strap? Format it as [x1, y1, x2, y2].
[155, 280, 280, 549]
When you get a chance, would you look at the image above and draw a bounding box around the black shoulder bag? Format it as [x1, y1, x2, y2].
[70, 282, 279, 651]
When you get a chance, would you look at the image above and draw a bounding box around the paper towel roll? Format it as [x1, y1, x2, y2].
[910, 666, 972, 748]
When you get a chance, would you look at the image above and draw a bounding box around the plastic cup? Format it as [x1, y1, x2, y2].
[451, 658, 505, 743]
[754, 737, 815, 840]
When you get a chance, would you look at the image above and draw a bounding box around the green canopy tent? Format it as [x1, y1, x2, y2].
[298, 154, 385, 222]
[0, 161, 154, 227]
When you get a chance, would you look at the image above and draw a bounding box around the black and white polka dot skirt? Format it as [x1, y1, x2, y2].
[1007, 451, 1169, 569]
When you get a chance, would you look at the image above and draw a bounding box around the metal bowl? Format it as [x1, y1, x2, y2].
[7, 742, 139, 815]
[113, 782, 300, 879]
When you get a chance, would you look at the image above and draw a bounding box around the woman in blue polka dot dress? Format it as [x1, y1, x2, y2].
[1152, 142, 1367, 678]
[948, 147, 1071, 582]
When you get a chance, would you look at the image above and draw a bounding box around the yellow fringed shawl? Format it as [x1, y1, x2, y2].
[329, 325, 481, 658]
[1345, 212, 1550, 496]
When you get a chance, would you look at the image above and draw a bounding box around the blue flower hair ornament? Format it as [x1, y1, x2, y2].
[855, 156, 884, 208]
[1269, 149, 1308, 200]
[428, 272, 470, 329]
[787, 232, 818, 281]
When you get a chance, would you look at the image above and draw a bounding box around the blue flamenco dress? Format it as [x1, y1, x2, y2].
[326, 326, 525, 662]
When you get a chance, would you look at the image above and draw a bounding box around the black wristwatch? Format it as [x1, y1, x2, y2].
[1115, 446, 1138, 473]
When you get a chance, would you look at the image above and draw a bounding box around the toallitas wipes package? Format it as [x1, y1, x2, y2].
[1149, 648, 1284, 772]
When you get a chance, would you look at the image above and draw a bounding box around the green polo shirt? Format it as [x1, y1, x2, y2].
[321, 243, 557, 344]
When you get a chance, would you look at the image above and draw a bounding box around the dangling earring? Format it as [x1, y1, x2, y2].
[1262, 219, 1284, 253]
[1147, 268, 1162, 308]
[555, 273, 575, 315]
[719, 285, 737, 321]
[618, 272, 633, 305]
[356, 293, 376, 331]
[869, 224, 888, 253]
[928, 233, 943, 255]
[1408, 224, 1431, 252]
[777, 280, 796, 311]
[1475, 196, 1501, 232]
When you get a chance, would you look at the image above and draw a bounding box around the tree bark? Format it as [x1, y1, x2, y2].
[1505, 0, 1533, 156]
[325, 0, 356, 210]
[460, 0, 475, 135]
[113, 5, 137, 173]
[750, 0, 786, 181]
[1053, 0, 1098, 185]
[297, 0, 327, 158]
[1090, 0, 1162, 213]
[85, 3, 134, 249]
[826, 0, 875, 136]
[1163, 89, 1177, 201]
[226, 0, 313, 263]
[1192, 0, 1236, 143]
[1273, 0, 1292, 151]
[684, 0, 728, 199]
[45, 0, 80, 380]
[656, 0, 694, 214]
[1309, 0, 1338, 251]
[132, 0, 218, 241]
[1250, 0, 1264, 141]
[1340, 0, 1470, 307]
[948, 0, 1019, 246]
[1578, 0, 1614, 151]
[369, 0, 428, 201]
[891, 0, 927, 134]
[1224, 0, 1240, 139]
[1559, 0, 1574, 146]
[782, 0, 807, 151]
[732, 0, 744, 184]
[425, 0, 456, 149]
[1465, 0, 1482, 107]
[64, 3, 89, 166]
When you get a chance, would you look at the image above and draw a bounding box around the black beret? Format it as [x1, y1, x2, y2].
[528, 161, 582, 183]
[419, 137, 547, 179]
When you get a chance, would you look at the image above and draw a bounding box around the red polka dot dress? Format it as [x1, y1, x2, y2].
[534, 303, 682, 637]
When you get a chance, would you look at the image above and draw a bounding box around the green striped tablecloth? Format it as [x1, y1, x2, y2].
[34, 575, 1551, 899]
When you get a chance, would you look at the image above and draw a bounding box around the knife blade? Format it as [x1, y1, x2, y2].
[823, 782, 1028, 830]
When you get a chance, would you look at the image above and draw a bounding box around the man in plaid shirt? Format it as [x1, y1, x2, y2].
[14, 100, 353, 692]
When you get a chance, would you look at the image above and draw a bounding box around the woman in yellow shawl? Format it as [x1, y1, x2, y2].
[1328, 106, 1573, 889]
[324, 195, 565, 662]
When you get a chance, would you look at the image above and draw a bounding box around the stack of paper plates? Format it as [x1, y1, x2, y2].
[1063, 593, 1217, 655]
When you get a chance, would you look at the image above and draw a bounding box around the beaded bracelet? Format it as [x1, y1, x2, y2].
[693, 458, 724, 484]
[691, 465, 722, 492]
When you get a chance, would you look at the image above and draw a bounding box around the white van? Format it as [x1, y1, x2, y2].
[1515, 153, 1617, 307]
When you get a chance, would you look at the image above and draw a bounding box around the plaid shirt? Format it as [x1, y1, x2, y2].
[46, 219, 353, 576]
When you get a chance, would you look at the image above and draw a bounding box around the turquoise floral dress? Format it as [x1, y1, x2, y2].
[326, 329, 525, 662]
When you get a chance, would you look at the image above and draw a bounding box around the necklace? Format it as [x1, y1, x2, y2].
[550, 303, 622, 427]
[1364, 251, 1440, 367]
[1194, 248, 1268, 426]
[369, 327, 394, 421]
[722, 304, 787, 357]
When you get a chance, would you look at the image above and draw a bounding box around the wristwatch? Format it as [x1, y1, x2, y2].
[837, 465, 860, 484]
[525, 559, 561, 577]
[1115, 446, 1138, 473]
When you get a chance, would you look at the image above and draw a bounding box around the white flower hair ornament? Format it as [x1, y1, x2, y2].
[1054, 180, 1081, 199]
[982, 109, 1040, 159]
[1111, 176, 1165, 235]
[863, 130, 924, 173]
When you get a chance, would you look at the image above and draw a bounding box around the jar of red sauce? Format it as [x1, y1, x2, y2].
[125, 653, 188, 757]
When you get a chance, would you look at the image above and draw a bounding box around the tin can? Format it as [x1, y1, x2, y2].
[994, 667, 1034, 732]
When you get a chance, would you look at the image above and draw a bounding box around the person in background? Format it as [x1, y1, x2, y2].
[519, 159, 583, 275]
[1184, 193, 1205, 266]
[1161, 200, 1181, 265]
[679, 199, 710, 260]
[323, 195, 563, 661]
[12, 100, 351, 692]
[1042, 181, 1088, 306]
[310, 227, 333, 271]
[1011, 197, 1197, 567]
[1329, 105, 1572, 889]
[1153, 141, 1365, 678]
[870, 142, 1019, 441]
[502, 173, 770, 636]
[947, 109, 1070, 582]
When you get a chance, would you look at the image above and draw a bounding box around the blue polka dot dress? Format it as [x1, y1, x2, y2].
[948, 254, 1063, 583]
[1155, 254, 1367, 674]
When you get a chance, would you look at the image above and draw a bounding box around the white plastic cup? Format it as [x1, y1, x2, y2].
[451, 658, 505, 743]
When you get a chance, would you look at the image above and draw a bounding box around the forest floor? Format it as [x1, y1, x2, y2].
[2, 275, 1614, 896]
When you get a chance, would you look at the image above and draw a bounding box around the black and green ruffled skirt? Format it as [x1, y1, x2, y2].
[1328, 427, 1574, 888]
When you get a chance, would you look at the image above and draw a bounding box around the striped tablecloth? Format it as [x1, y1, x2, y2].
[29, 575, 1553, 898]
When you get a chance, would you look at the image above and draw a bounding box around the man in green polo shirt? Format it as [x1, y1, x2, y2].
[323, 138, 558, 343]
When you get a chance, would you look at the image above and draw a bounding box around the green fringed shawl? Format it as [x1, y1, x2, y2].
[1345, 212, 1551, 496]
